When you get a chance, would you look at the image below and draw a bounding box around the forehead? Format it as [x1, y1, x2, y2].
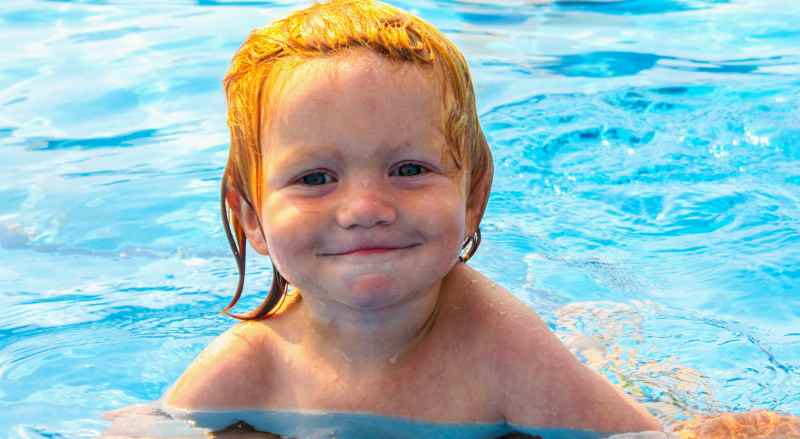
[261, 50, 447, 156]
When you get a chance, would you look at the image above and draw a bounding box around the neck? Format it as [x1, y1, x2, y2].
[295, 281, 444, 374]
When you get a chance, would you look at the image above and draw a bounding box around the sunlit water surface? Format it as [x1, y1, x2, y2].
[1, 0, 799, 437]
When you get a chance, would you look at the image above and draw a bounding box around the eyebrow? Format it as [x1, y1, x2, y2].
[268, 145, 344, 171]
[268, 140, 442, 168]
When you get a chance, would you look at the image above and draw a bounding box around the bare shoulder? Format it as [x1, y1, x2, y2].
[163, 320, 278, 410]
[444, 264, 661, 433]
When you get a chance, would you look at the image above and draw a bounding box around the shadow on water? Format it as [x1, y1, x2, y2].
[459, 11, 530, 26]
[541, 52, 785, 78]
[24, 128, 161, 151]
[433, 0, 735, 20]
[68, 26, 161, 43]
[478, 52, 788, 79]
[19, 119, 205, 151]
[44, 0, 281, 6]
[194, 0, 283, 6]
[543, 51, 661, 78]
[552, 0, 731, 15]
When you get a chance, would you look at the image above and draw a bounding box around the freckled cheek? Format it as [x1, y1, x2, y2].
[414, 192, 466, 254]
[260, 199, 326, 276]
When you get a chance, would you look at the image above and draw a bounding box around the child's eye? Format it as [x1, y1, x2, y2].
[392, 163, 429, 177]
[297, 171, 336, 186]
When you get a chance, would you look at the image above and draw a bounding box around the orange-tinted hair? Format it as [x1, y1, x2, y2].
[220, 0, 493, 320]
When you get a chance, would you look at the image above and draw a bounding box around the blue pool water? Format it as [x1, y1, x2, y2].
[1, 0, 799, 437]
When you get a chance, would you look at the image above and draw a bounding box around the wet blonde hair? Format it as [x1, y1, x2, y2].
[221, 0, 493, 320]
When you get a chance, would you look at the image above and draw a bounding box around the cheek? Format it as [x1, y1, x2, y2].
[415, 188, 467, 249]
[260, 196, 323, 278]
[443, 210, 467, 255]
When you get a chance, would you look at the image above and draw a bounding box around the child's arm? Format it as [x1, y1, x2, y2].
[477, 288, 661, 433]
[102, 324, 280, 438]
[163, 322, 275, 410]
[499, 322, 661, 432]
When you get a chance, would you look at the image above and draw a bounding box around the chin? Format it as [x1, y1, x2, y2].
[340, 273, 422, 310]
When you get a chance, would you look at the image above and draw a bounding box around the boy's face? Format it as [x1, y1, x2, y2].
[254, 50, 469, 311]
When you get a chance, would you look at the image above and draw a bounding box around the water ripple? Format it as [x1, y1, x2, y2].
[555, 300, 800, 423]
[485, 80, 800, 330]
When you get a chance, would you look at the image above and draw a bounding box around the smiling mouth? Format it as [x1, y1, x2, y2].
[323, 244, 420, 256]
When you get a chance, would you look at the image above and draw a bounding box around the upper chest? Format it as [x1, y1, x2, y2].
[244, 326, 503, 423]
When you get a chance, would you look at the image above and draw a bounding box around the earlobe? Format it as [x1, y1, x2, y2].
[223, 185, 270, 256]
[465, 207, 479, 237]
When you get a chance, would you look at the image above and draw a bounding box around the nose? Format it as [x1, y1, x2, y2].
[336, 179, 397, 229]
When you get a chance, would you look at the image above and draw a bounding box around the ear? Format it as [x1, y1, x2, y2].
[223, 184, 270, 256]
[465, 170, 491, 236]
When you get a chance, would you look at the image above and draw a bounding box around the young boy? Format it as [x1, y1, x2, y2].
[160, 0, 660, 436]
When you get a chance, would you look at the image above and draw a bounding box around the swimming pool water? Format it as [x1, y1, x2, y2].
[1, 0, 799, 437]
